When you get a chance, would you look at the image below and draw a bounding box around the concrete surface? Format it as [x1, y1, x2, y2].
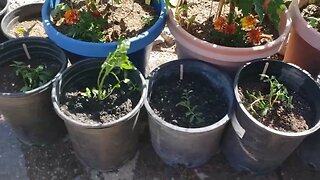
[2, 113, 320, 180]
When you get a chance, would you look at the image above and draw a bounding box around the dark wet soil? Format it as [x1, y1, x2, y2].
[0, 57, 60, 93]
[60, 69, 141, 125]
[239, 78, 313, 132]
[149, 73, 228, 128]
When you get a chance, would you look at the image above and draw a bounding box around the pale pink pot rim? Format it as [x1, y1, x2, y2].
[289, 0, 320, 50]
[167, 8, 292, 62]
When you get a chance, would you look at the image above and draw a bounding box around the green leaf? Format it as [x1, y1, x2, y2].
[253, 0, 265, 22]
[266, 0, 283, 30]
[121, 63, 134, 70]
[145, 0, 151, 5]
[238, 0, 253, 16]
[176, 101, 188, 108]
[20, 86, 30, 92]
[190, 114, 195, 123]
[123, 78, 130, 84]
[185, 111, 192, 116]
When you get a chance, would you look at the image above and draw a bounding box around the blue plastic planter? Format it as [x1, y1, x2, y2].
[42, 0, 166, 74]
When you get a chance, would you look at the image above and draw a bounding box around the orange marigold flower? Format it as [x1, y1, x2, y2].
[247, 28, 263, 45]
[64, 9, 80, 25]
[240, 15, 258, 31]
[224, 23, 236, 35]
[213, 16, 227, 32]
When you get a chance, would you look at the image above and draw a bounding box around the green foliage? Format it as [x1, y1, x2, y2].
[67, 11, 106, 42]
[210, 20, 248, 47]
[10, 61, 52, 92]
[141, 15, 155, 27]
[51, 3, 70, 19]
[175, 3, 196, 30]
[245, 74, 293, 117]
[176, 90, 204, 125]
[306, 16, 320, 29]
[81, 40, 137, 101]
[238, 0, 285, 29]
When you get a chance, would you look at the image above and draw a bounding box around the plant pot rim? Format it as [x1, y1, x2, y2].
[52, 59, 147, 129]
[234, 59, 320, 137]
[144, 59, 234, 134]
[289, 0, 320, 50]
[0, 0, 9, 16]
[42, 0, 167, 57]
[1, 2, 44, 40]
[0, 37, 67, 98]
[167, 8, 292, 62]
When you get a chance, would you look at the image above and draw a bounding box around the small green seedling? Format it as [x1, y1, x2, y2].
[10, 61, 52, 92]
[15, 28, 26, 36]
[141, 15, 155, 26]
[245, 74, 293, 117]
[176, 89, 204, 125]
[81, 39, 137, 101]
[175, 2, 196, 30]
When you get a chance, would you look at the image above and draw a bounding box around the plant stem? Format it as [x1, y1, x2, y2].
[215, 0, 225, 19]
[228, 0, 236, 23]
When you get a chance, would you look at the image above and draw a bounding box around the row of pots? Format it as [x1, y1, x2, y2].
[1, 0, 319, 78]
[1, 37, 320, 174]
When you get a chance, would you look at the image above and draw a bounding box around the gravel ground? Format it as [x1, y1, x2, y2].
[1, 1, 320, 180]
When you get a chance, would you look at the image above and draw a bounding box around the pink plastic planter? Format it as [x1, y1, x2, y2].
[284, 0, 320, 77]
[167, 9, 292, 73]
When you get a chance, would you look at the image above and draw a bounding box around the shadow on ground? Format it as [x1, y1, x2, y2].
[1, 112, 320, 180]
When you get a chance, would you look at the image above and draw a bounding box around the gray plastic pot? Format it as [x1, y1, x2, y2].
[52, 60, 147, 171]
[222, 59, 320, 174]
[1, 2, 43, 39]
[0, 0, 9, 42]
[296, 75, 320, 170]
[0, 37, 68, 145]
[144, 59, 234, 167]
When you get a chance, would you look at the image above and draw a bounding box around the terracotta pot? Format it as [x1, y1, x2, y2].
[167, 8, 292, 73]
[284, 0, 320, 77]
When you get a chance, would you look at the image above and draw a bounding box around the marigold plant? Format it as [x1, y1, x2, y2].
[174, 0, 286, 47]
[210, 0, 286, 47]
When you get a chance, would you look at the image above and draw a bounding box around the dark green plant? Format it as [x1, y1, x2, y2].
[245, 74, 293, 117]
[174, 2, 196, 30]
[67, 11, 106, 42]
[10, 61, 52, 92]
[141, 15, 155, 27]
[81, 39, 136, 101]
[302, 0, 320, 30]
[176, 90, 204, 125]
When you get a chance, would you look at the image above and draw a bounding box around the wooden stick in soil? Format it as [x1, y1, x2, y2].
[261, 62, 269, 80]
[22, 43, 31, 60]
[214, 0, 225, 20]
[180, 64, 184, 80]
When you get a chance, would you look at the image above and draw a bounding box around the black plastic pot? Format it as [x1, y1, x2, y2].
[52, 60, 147, 171]
[144, 59, 234, 167]
[0, 37, 68, 145]
[222, 59, 320, 174]
[296, 75, 320, 170]
[1, 3, 43, 39]
[0, 0, 9, 42]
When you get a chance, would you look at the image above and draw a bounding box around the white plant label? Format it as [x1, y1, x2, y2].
[231, 113, 245, 139]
